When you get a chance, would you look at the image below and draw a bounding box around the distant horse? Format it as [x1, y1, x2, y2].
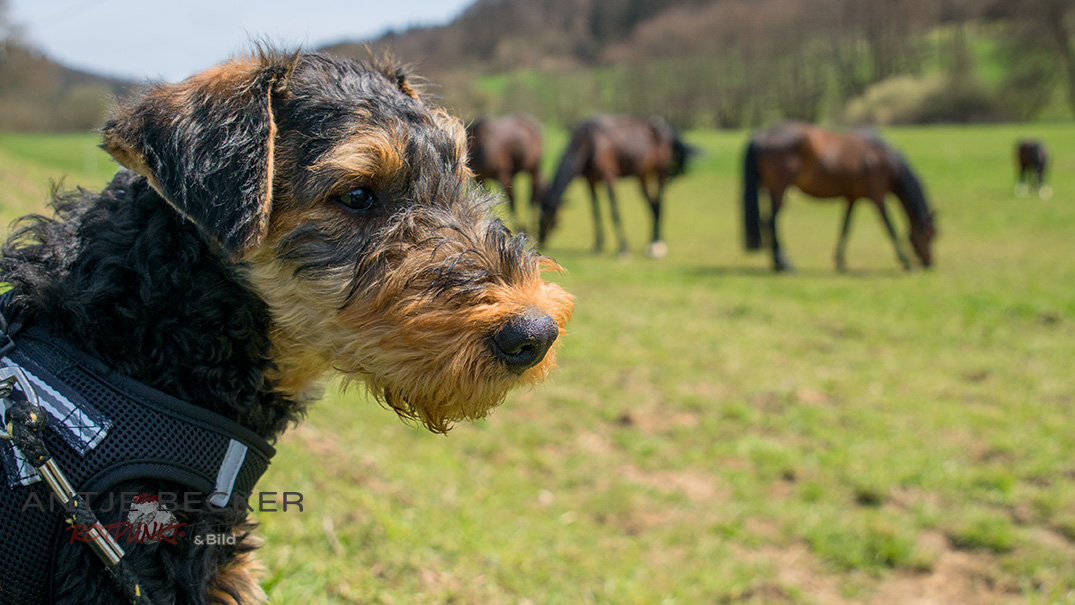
[538, 114, 694, 257]
[1015, 140, 1050, 199]
[742, 121, 936, 272]
[467, 113, 545, 231]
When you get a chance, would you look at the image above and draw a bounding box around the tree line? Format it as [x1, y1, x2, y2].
[349, 0, 1075, 129]
[2, 0, 1074, 131]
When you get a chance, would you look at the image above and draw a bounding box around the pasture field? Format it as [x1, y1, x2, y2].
[1, 123, 1074, 604]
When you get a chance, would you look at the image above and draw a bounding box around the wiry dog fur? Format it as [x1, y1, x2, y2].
[0, 48, 572, 604]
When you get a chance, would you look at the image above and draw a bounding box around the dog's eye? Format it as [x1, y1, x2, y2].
[336, 187, 377, 212]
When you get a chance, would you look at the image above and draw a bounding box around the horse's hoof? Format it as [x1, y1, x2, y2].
[1040, 186, 1054, 200]
[617, 249, 632, 260]
[646, 241, 668, 259]
[1015, 183, 1029, 197]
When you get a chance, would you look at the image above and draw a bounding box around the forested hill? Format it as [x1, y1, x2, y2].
[0, 41, 133, 132]
[323, 0, 1074, 128]
[323, 0, 696, 72]
[1, 0, 1071, 131]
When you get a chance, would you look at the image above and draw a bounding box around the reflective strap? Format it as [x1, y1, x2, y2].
[209, 439, 248, 508]
[1, 358, 109, 451]
[0, 356, 111, 488]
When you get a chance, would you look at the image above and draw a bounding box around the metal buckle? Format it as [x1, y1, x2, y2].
[0, 365, 38, 440]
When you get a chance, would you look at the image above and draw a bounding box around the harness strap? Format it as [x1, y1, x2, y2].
[1, 324, 275, 508]
[0, 294, 276, 603]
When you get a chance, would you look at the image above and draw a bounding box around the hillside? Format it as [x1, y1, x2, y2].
[323, 0, 697, 73]
[0, 41, 134, 132]
[0, 0, 1070, 131]
[323, 0, 1073, 128]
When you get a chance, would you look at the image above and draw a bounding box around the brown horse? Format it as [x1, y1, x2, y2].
[1016, 139, 1050, 198]
[742, 121, 936, 272]
[466, 113, 545, 231]
[538, 114, 694, 257]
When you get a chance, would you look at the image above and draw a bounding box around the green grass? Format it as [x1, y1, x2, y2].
[3, 124, 1075, 603]
[0, 132, 117, 223]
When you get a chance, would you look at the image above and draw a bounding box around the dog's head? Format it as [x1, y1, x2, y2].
[101, 49, 573, 433]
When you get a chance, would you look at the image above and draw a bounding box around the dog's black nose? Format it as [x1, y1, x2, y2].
[491, 308, 559, 372]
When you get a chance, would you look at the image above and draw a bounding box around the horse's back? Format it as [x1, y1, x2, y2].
[596, 115, 674, 176]
[469, 113, 544, 175]
[755, 122, 894, 200]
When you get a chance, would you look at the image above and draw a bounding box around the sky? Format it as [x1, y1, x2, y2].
[8, 0, 474, 81]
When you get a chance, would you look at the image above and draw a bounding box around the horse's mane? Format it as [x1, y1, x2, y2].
[854, 129, 932, 229]
[889, 150, 933, 230]
[541, 120, 596, 214]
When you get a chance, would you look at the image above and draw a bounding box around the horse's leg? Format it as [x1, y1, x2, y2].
[769, 188, 793, 272]
[835, 198, 856, 273]
[874, 198, 913, 271]
[640, 175, 666, 258]
[588, 180, 604, 254]
[1015, 164, 1029, 197]
[528, 168, 543, 234]
[500, 172, 526, 233]
[1038, 166, 1053, 199]
[605, 179, 630, 256]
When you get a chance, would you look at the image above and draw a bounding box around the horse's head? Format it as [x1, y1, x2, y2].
[537, 195, 559, 248]
[891, 156, 936, 269]
[909, 210, 936, 268]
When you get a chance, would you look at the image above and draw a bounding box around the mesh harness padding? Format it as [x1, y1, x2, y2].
[0, 313, 275, 604]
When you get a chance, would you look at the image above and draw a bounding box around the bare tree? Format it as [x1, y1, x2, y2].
[990, 0, 1075, 117]
[1, 0, 11, 59]
[1039, 0, 1075, 116]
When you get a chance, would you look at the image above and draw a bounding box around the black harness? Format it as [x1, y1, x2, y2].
[0, 302, 275, 604]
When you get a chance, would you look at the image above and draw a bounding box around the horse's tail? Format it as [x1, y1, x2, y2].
[538, 125, 593, 245]
[742, 138, 763, 251]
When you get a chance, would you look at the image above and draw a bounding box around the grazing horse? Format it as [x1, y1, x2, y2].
[742, 121, 936, 272]
[1015, 140, 1050, 198]
[467, 113, 545, 231]
[538, 114, 694, 257]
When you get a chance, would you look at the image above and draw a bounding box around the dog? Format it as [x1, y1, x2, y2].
[0, 48, 572, 604]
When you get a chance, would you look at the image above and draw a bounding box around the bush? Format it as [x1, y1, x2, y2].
[843, 74, 1009, 125]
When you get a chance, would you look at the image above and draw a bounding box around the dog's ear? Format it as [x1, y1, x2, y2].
[102, 54, 293, 258]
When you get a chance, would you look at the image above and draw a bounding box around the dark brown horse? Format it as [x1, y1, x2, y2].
[467, 113, 545, 231]
[538, 114, 694, 257]
[1016, 139, 1050, 198]
[742, 121, 936, 272]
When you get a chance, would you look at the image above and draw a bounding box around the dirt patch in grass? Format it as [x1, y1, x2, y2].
[868, 546, 1021, 605]
[616, 406, 701, 434]
[745, 535, 1023, 605]
[618, 463, 727, 503]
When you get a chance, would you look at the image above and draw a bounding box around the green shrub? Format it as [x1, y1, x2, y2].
[843, 74, 1009, 125]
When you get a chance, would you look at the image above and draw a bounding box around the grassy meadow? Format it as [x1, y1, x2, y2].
[1, 123, 1074, 604]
